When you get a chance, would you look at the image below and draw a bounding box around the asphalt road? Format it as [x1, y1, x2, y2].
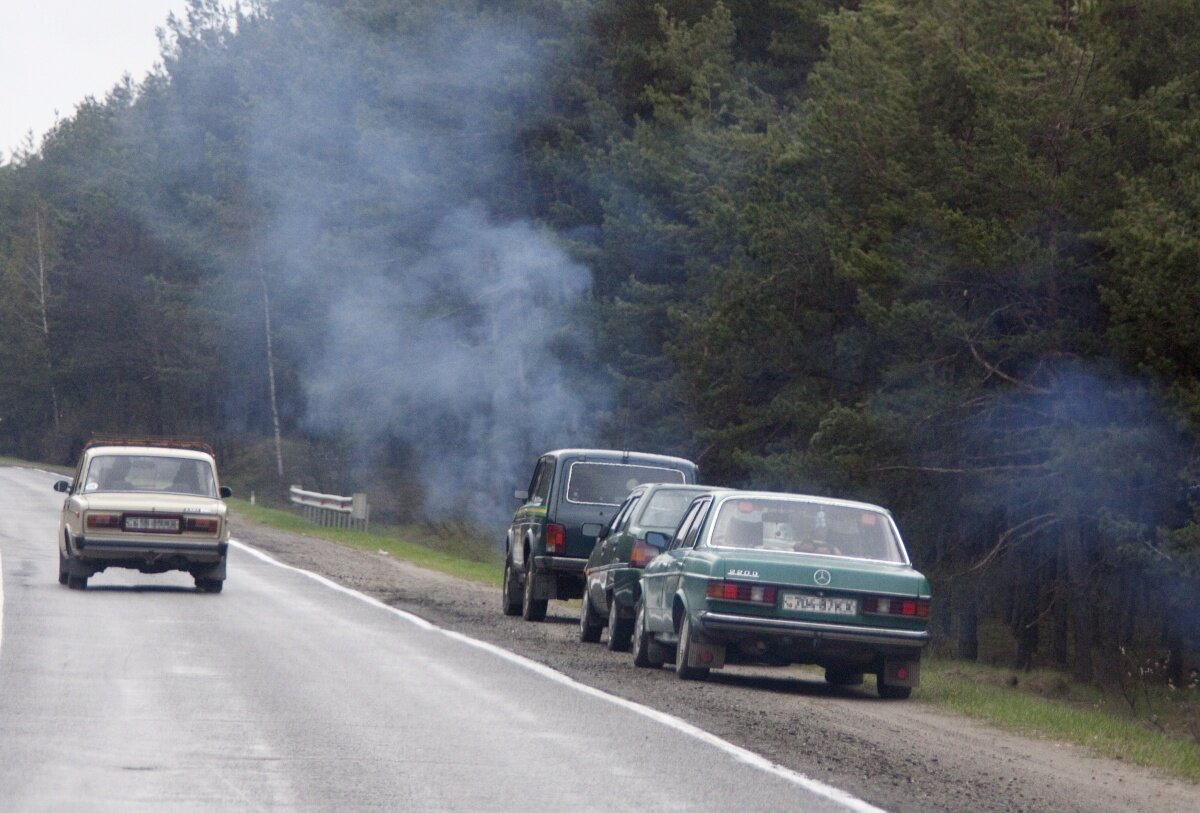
[0, 465, 875, 812]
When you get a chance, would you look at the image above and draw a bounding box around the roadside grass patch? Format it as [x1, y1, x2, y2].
[919, 659, 1200, 782]
[228, 499, 503, 587]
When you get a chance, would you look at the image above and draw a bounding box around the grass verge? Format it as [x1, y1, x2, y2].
[919, 659, 1200, 782]
[228, 499, 503, 587]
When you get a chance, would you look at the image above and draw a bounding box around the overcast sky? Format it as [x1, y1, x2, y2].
[1, 0, 190, 162]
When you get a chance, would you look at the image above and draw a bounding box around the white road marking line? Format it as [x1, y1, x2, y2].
[231, 539, 886, 813]
[0, 547, 4, 659]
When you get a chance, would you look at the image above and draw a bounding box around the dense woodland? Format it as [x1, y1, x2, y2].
[3, 0, 1200, 680]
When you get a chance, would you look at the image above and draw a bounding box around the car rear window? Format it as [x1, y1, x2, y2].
[705, 497, 906, 563]
[636, 488, 702, 531]
[84, 455, 217, 497]
[564, 463, 686, 506]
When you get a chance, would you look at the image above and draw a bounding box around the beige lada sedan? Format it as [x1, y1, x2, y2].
[54, 440, 232, 592]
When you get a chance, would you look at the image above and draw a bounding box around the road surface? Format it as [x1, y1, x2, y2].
[0, 465, 872, 811]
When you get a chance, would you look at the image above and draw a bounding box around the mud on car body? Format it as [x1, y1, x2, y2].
[54, 437, 233, 592]
[502, 449, 698, 621]
[633, 490, 931, 698]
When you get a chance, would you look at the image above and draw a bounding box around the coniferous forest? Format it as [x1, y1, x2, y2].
[2, 0, 1199, 679]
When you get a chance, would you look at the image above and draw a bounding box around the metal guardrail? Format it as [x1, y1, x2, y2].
[289, 485, 370, 532]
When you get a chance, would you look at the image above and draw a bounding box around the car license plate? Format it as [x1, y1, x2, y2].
[125, 516, 179, 532]
[781, 593, 857, 616]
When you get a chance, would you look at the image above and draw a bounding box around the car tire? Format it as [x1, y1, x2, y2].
[675, 616, 709, 681]
[521, 561, 548, 622]
[195, 578, 223, 593]
[606, 597, 633, 652]
[66, 573, 87, 590]
[632, 599, 665, 668]
[58, 548, 69, 585]
[579, 594, 602, 643]
[877, 676, 913, 700]
[501, 557, 522, 616]
[825, 667, 864, 686]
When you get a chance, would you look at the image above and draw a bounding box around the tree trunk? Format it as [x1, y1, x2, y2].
[1064, 517, 1094, 682]
[33, 208, 59, 431]
[258, 263, 284, 482]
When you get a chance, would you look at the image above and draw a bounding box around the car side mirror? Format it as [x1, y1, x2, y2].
[644, 531, 670, 551]
[219, 486, 232, 499]
[53, 480, 70, 493]
[513, 489, 529, 502]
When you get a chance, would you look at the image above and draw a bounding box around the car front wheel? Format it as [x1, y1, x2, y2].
[195, 578, 223, 593]
[58, 548, 69, 585]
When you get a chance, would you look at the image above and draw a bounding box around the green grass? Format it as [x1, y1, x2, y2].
[0, 456, 72, 474]
[228, 499, 503, 587]
[919, 659, 1200, 782]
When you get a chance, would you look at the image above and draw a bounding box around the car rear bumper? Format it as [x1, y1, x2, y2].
[533, 555, 587, 573]
[697, 610, 929, 651]
[75, 536, 227, 561]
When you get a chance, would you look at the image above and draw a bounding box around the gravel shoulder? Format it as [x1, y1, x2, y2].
[232, 518, 1199, 813]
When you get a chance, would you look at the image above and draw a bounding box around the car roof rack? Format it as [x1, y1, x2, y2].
[83, 434, 216, 457]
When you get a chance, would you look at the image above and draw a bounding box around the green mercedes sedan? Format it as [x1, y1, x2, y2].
[632, 491, 931, 698]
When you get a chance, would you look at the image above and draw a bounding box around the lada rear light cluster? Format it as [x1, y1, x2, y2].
[545, 523, 566, 554]
[85, 512, 122, 530]
[863, 596, 930, 618]
[183, 516, 220, 534]
[706, 581, 778, 605]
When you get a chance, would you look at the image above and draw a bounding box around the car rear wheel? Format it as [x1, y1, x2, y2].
[579, 594, 602, 643]
[521, 561, 547, 622]
[501, 557, 522, 616]
[606, 597, 633, 652]
[674, 616, 709, 681]
[632, 599, 665, 668]
[195, 578, 223, 593]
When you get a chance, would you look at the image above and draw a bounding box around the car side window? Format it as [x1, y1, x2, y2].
[670, 500, 705, 550]
[682, 498, 712, 548]
[529, 458, 554, 505]
[606, 494, 641, 538]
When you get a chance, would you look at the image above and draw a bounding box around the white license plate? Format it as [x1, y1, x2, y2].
[781, 593, 857, 616]
[125, 517, 179, 532]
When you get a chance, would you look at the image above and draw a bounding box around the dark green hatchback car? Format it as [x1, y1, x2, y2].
[632, 490, 931, 698]
[502, 449, 698, 621]
[579, 483, 714, 650]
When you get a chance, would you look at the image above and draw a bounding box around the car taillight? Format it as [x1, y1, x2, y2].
[706, 581, 778, 605]
[630, 538, 659, 568]
[184, 516, 219, 534]
[863, 596, 930, 618]
[86, 512, 122, 530]
[545, 523, 565, 554]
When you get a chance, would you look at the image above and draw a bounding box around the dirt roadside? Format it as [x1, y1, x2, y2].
[231, 518, 1199, 813]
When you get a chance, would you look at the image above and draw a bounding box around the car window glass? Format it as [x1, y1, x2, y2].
[529, 459, 554, 505]
[705, 497, 904, 563]
[683, 498, 712, 548]
[670, 500, 705, 550]
[603, 493, 639, 538]
[84, 455, 217, 497]
[565, 462, 686, 506]
[636, 488, 703, 531]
